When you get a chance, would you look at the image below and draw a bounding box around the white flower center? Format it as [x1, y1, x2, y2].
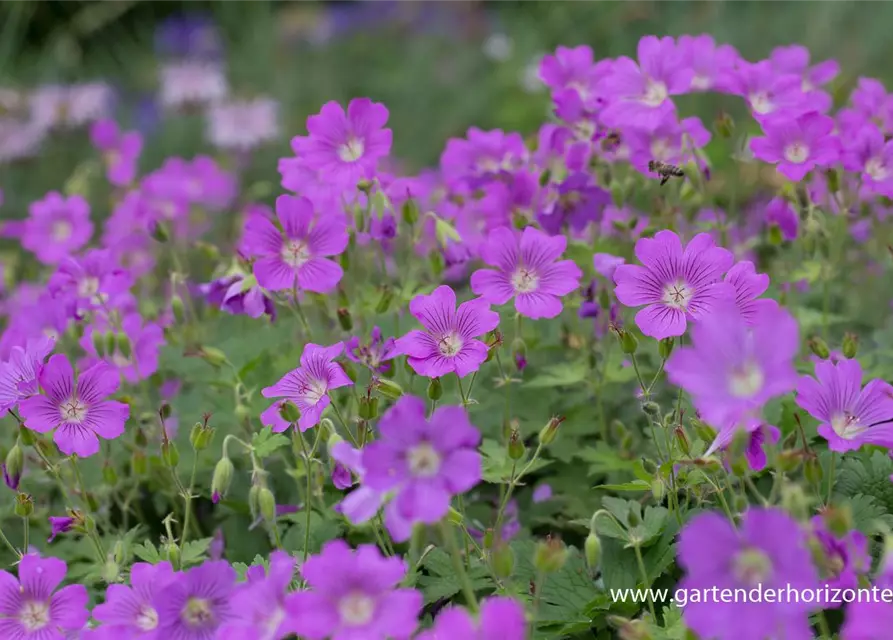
[19, 600, 50, 631]
[437, 333, 463, 357]
[661, 281, 693, 311]
[111, 351, 133, 368]
[691, 74, 711, 90]
[136, 605, 159, 631]
[650, 138, 672, 162]
[567, 81, 591, 101]
[338, 592, 375, 627]
[802, 78, 815, 93]
[52, 221, 73, 242]
[728, 363, 764, 398]
[784, 142, 810, 164]
[831, 413, 864, 440]
[337, 137, 365, 163]
[866, 156, 888, 181]
[511, 267, 539, 294]
[262, 606, 285, 637]
[642, 79, 668, 107]
[60, 397, 87, 423]
[281, 240, 310, 268]
[182, 597, 214, 628]
[408, 442, 442, 478]
[77, 276, 100, 299]
[301, 378, 328, 406]
[733, 548, 773, 586]
[749, 91, 774, 115]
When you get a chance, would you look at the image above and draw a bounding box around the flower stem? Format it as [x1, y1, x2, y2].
[494, 442, 544, 543]
[180, 454, 199, 547]
[633, 542, 657, 620]
[21, 517, 28, 555]
[439, 520, 479, 613]
[455, 373, 468, 406]
[328, 399, 359, 447]
[826, 451, 836, 505]
[297, 433, 314, 568]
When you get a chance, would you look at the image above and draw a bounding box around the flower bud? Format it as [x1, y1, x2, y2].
[429, 250, 445, 277]
[337, 308, 353, 332]
[102, 557, 120, 583]
[714, 111, 735, 139]
[733, 495, 749, 513]
[198, 346, 228, 368]
[373, 378, 404, 400]
[14, 492, 33, 518]
[171, 295, 186, 324]
[248, 484, 262, 520]
[825, 168, 840, 194]
[278, 400, 302, 424]
[446, 506, 463, 525]
[116, 334, 132, 360]
[401, 199, 419, 226]
[4, 444, 23, 490]
[150, 221, 170, 243]
[842, 333, 859, 359]
[427, 377, 443, 401]
[776, 449, 802, 474]
[492, 542, 515, 579]
[131, 451, 147, 476]
[808, 336, 830, 360]
[627, 509, 641, 528]
[614, 327, 638, 355]
[768, 223, 784, 246]
[641, 401, 661, 418]
[539, 416, 564, 445]
[190, 422, 215, 451]
[822, 503, 853, 538]
[804, 455, 824, 485]
[674, 426, 691, 456]
[584, 533, 601, 573]
[258, 487, 276, 523]
[102, 463, 118, 486]
[92, 331, 106, 358]
[611, 182, 625, 208]
[375, 287, 394, 314]
[508, 428, 526, 460]
[538, 169, 552, 187]
[161, 441, 179, 468]
[104, 331, 117, 358]
[533, 536, 568, 573]
[357, 396, 379, 420]
[211, 457, 235, 504]
[658, 337, 675, 360]
[690, 418, 716, 443]
[651, 478, 665, 502]
[163, 540, 180, 567]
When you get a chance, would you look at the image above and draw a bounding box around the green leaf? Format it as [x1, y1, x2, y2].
[131, 541, 160, 564]
[595, 481, 651, 492]
[524, 360, 589, 388]
[480, 438, 552, 484]
[417, 548, 492, 604]
[575, 447, 639, 476]
[181, 537, 213, 567]
[252, 426, 291, 459]
[282, 512, 343, 556]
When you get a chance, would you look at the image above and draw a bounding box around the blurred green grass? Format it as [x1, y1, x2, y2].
[4, 0, 893, 211]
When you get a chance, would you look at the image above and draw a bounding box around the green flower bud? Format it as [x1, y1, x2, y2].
[337, 308, 353, 332]
[804, 455, 824, 485]
[161, 441, 179, 468]
[584, 533, 601, 573]
[492, 542, 515, 579]
[507, 428, 526, 460]
[842, 332, 859, 359]
[327, 433, 345, 455]
[627, 509, 641, 528]
[102, 463, 118, 486]
[258, 487, 276, 523]
[116, 334, 132, 359]
[776, 449, 802, 474]
[691, 418, 716, 443]
[134, 426, 149, 447]
[533, 536, 568, 574]
[826, 168, 840, 194]
[651, 478, 665, 502]
[733, 495, 749, 513]
[375, 287, 394, 314]
[401, 199, 419, 226]
[822, 504, 853, 538]
[211, 457, 235, 503]
[150, 222, 170, 243]
[429, 250, 445, 278]
[808, 336, 830, 360]
[357, 396, 379, 420]
[781, 483, 812, 520]
[92, 331, 107, 358]
[768, 223, 784, 246]
[641, 401, 661, 418]
[131, 451, 148, 476]
[279, 400, 302, 424]
[163, 540, 180, 567]
[427, 377, 443, 401]
[198, 346, 228, 368]
[18, 426, 34, 445]
[102, 557, 120, 583]
[104, 331, 117, 358]
[374, 378, 404, 400]
[113, 540, 125, 565]
[658, 337, 675, 360]
[714, 111, 735, 139]
[538, 169, 552, 187]
[190, 422, 215, 451]
[14, 492, 33, 518]
[615, 328, 638, 355]
[446, 507, 463, 525]
[159, 404, 173, 421]
[610, 182, 625, 208]
[5, 443, 23, 488]
[538, 416, 564, 445]
[248, 484, 262, 521]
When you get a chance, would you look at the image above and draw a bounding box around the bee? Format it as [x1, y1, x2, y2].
[648, 160, 685, 186]
[600, 130, 622, 153]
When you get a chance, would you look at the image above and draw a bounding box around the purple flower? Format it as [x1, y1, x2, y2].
[417, 597, 527, 640]
[332, 461, 352, 490]
[440, 128, 528, 187]
[395, 285, 500, 379]
[287, 540, 421, 640]
[330, 441, 386, 525]
[345, 326, 397, 374]
[626, 113, 711, 176]
[155, 560, 235, 639]
[198, 273, 276, 321]
[678, 508, 818, 640]
[22, 192, 93, 265]
[48, 249, 133, 318]
[470, 226, 582, 320]
[677, 34, 739, 92]
[666, 302, 798, 427]
[764, 197, 799, 241]
[704, 418, 780, 472]
[218, 551, 300, 640]
[92, 561, 176, 636]
[613, 230, 734, 340]
[362, 396, 481, 541]
[90, 119, 143, 187]
[18, 355, 129, 457]
[810, 515, 869, 600]
[80, 314, 164, 384]
[532, 483, 553, 503]
[0, 336, 54, 417]
[724, 260, 778, 324]
[539, 45, 600, 104]
[598, 36, 692, 130]
[770, 45, 840, 91]
[840, 122, 893, 198]
[295, 98, 392, 188]
[795, 358, 893, 453]
[537, 172, 610, 236]
[750, 111, 839, 182]
[48, 515, 76, 543]
[593, 253, 625, 280]
[727, 60, 810, 119]
[261, 342, 353, 432]
[243, 195, 348, 293]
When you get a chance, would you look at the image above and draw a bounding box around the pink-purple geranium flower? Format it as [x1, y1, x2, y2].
[48, 249, 134, 319]
[287, 540, 421, 640]
[795, 358, 893, 452]
[395, 285, 500, 379]
[764, 197, 799, 241]
[0, 336, 54, 417]
[345, 326, 397, 374]
[362, 396, 482, 542]
[261, 342, 353, 432]
[724, 260, 778, 323]
[80, 313, 165, 384]
[243, 195, 348, 293]
[417, 597, 527, 640]
[154, 560, 235, 639]
[19, 354, 129, 457]
[750, 111, 839, 182]
[90, 119, 143, 187]
[22, 192, 93, 265]
[613, 230, 735, 340]
[198, 272, 276, 321]
[470, 226, 582, 320]
[92, 561, 176, 635]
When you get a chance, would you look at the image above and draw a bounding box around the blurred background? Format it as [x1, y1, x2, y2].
[4, 0, 893, 213]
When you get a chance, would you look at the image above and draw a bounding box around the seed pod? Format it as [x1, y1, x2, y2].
[401, 199, 419, 226]
[508, 429, 526, 460]
[162, 441, 179, 468]
[808, 336, 830, 360]
[190, 423, 215, 451]
[427, 377, 443, 401]
[278, 400, 302, 424]
[842, 333, 859, 359]
[14, 492, 33, 518]
[492, 542, 515, 579]
[538, 416, 563, 445]
[658, 337, 675, 360]
[584, 533, 601, 573]
[374, 378, 404, 400]
[533, 536, 568, 574]
[258, 487, 276, 523]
